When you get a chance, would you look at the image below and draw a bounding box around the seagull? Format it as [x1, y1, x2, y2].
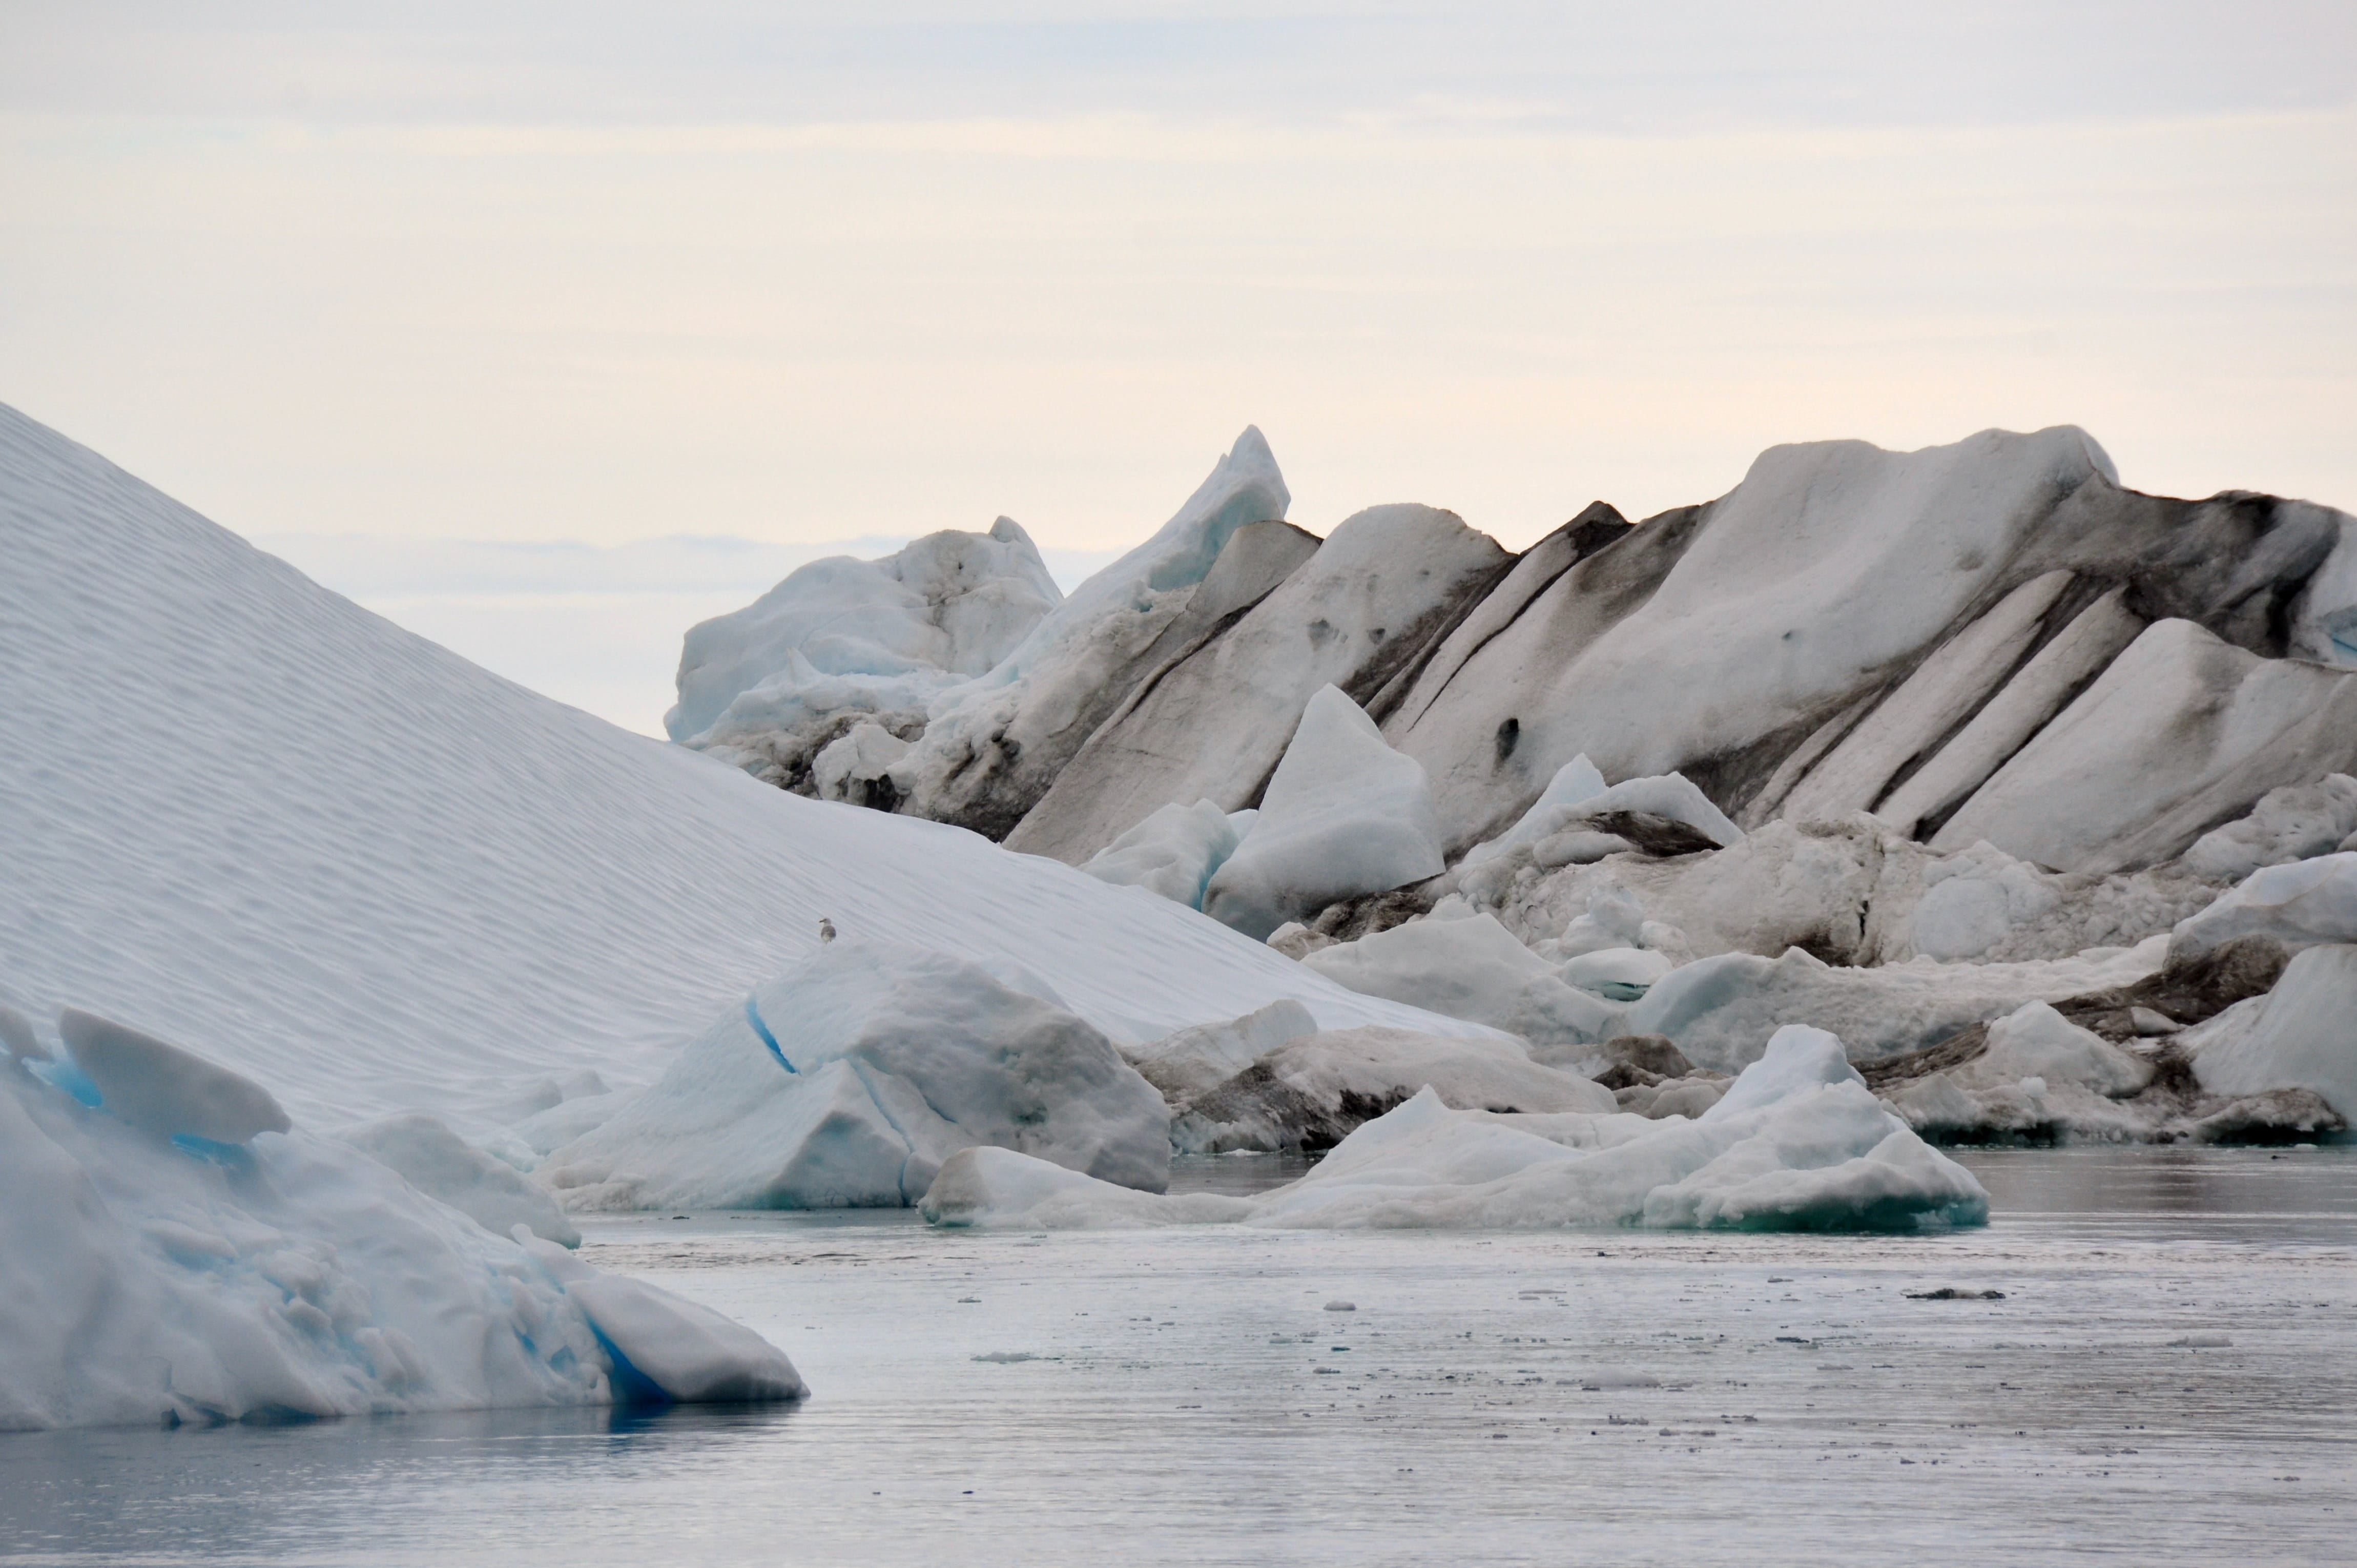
[817, 917, 837, 944]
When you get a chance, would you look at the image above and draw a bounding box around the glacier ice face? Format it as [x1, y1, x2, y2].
[1935, 618, 2357, 874]
[890, 429, 1296, 838]
[668, 518, 1061, 746]
[0, 1035, 801, 1433]
[1386, 426, 2121, 849]
[1008, 502, 1510, 864]
[544, 939, 1171, 1210]
[921, 1025, 1987, 1233]
[1202, 685, 1445, 939]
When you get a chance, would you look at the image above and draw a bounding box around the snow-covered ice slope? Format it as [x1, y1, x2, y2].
[0, 403, 1484, 1125]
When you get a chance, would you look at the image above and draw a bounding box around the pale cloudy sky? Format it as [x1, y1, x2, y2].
[3, 3, 2352, 732]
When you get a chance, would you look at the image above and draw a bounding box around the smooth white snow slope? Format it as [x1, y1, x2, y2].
[0, 403, 1484, 1126]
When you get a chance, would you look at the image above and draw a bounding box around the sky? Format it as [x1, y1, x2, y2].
[3, 2, 2353, 733]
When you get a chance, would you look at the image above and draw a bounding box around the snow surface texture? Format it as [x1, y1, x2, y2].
[0, 403, 1486, 1128]
[2170, 853, 2357, 962]
[670, 517, 1062, 747]
[1202, 686, 1445, 939]
[1008, 503, 1508, 864]
[0, 1014, 801, 1432]
[543, 940, 1171, 1210]
[890, 429, 1297, 836]
[922, 1026, 1988, 1233]
[2191, 944, 2357, 1119]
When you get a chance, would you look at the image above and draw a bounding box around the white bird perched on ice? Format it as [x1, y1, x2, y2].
[817, 917, 837, 944]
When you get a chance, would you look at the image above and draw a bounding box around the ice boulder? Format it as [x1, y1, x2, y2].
[544, 939, 1171, 1210]
[1078, 799, 1250, 910]
[2183, 775, 2357, 881]
[1961, 1002, 2153, 1099]
[1202, 686, 1445, 938]
[1462, 754, 1608, 866]
[1123, 998, 1318, 1102]
[921, 1026, 1987, 1232]
[1301, 906, 1620, 1052]
[57, 1008, 291, 1146]
[1624, 937, 2170, 1072]
[0, 1046, 800, 1432]
[2170, 852, 2357, 962]
[1169, 1024, 1615, 1153]
[1558, 947, 1675, 1002]
[669, 518, 1061, 746]
[338, 1112, 581, 1247]
[2192, 944, 2357, 1119]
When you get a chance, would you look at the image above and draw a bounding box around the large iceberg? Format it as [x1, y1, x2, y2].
[922, 1026, 1988, 1232]
[0, 400, 1487, 1129]
[0, 1011, 801, 1432]
[543, 939, 1171, 1210]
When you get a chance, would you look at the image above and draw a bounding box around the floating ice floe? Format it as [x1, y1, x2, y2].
[543, 939, 1171, 1210]
[1202, 686, 1446, 939]
[922, 1026, 1988, 1232]
[0, 1010, 801, 1432]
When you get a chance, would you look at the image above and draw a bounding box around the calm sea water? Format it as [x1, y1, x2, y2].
[6, 1147, 2356, 1566]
